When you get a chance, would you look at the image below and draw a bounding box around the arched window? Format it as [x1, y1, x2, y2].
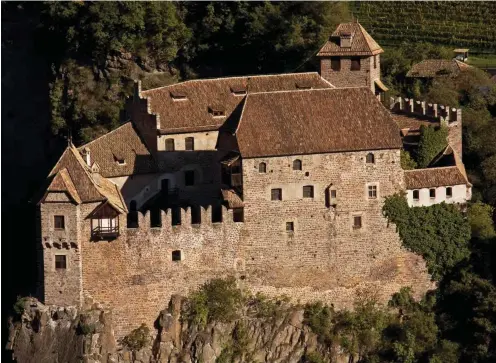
[293, 159, 302, 170]
[165, 138, 175, 151]
[259, 162, 267, 173]
[185, 137, 194, 151]
[366, 153, 375, 164]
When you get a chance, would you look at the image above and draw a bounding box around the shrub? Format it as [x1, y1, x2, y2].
[468, 202, 496, 240]
[250, 292, 286, 319]
[13, 296, 29, 316]
[77, 321, 96, 336]
[401, 150, 417, 170]
[187, 277, 244, 328]
[302, 351, 326, 363]
[416, 125, 449, 168]
[122, 324, 150, 351]
[303, 301, 334, 345]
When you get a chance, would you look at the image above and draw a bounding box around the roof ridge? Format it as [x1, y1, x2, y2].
[404, 165, 459, 172]
[79, 122, 132, 149]
[141, 72, 320, 93]
[247, 86, 366, 97]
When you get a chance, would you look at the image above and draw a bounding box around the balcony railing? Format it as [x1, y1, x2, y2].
[91, 225, 120, 239]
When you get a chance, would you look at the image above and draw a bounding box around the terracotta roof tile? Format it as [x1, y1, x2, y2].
[317, 22, 383, 57]
[407, 59, 473, 78]
[391, 113, 439, 130]
[140, 73, 333, 134]
[404, 166, 469, 189]
[221, 189, 244, 208]
[46, 168, 82, 204]
[236, 88, 402, 158]
[79, 122, 157, 178]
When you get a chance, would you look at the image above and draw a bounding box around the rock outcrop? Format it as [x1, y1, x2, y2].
[6, 296, 349, 363]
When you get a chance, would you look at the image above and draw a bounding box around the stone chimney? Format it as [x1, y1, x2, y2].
[81, 147, 91, 166]
[340, 32, 353, 48]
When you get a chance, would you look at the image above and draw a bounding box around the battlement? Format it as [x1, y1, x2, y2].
[127, 204, 241, 233]
[390, 97, 462, 126]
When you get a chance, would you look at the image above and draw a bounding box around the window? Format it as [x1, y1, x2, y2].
[366, 153, 375, 164]
[293, 159, 302, 170]
[271, 188, 282, 201]
[331, 57, 341, 71]
[172, 250, 182, 262]
[54, 215, 65, 230]
[212, 110, 225, 117]
[184, 170, 195, 186]
[353, 216, 362, 229]
[430, 188, 436, 199]
[446, 187, 453, 198]
[55, 255, 67, 269]
[368, 185, 377, 199]
[165, 138, 175, 151]
[286, 222, 294, 232]
[374, 55, 377, 69]
[303, 185, 314, 198]
[185, 137, 194, 151]
[351, 57, 361, 71]
[233, 208, 244, 222]
[330, 190, 337, 198]
[259, 162, 267, 173]
[413, 190, 419, 201]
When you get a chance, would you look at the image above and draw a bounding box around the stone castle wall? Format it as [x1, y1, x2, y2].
[62, 149, 435, 338]
[320, 55, 380, 92]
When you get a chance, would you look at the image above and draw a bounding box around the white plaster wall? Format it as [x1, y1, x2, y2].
[157, 131, 219, 151]
[407, 184, 470, 207]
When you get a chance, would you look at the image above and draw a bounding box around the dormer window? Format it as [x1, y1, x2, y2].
[209, 106, 225, 117]
[231, 86, 247, 96]
[296, 82, 312, 90]
[340, 32, 353, 48]
[113, 152, 125, 165]
[170, 90, 187, 101]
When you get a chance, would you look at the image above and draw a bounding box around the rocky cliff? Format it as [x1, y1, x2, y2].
[6, 297, 350, 363]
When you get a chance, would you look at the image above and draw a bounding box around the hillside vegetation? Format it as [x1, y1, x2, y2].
[352, 1, 496, 52]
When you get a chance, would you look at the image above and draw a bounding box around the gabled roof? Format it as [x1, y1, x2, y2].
[404, 166, 469, 189]
[317, 22, 383, 57]
[44, 168, 81, 204]
[78, 122, 157, 178]
[406, 59, 472, 78]
[140, 73, 334, 134]
[235, 87, 402, 158]
[221, 189, 244, 208]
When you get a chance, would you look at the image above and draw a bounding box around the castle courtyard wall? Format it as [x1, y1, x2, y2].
[76, 149, 434, 338]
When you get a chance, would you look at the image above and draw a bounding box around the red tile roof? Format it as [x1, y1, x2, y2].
[406, 59, 472, 78]
[317, 22, 383, 57]
[235, 88, 402, 158]
[140, 73, 334, 134]
[404, 166, 469, 189]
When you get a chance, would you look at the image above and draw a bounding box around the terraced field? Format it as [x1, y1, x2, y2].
[352, 1, 496, 52]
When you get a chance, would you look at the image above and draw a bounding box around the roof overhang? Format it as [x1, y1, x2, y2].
[375, 79, 389, 92]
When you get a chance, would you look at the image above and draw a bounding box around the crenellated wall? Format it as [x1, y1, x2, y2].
[390, 97, 463, 156]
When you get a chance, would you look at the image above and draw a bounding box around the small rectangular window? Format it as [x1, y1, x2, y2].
[184, 170, 195, 186]
[330, 190, 337, 198]
[446, 187, 452, 198]
[185, 137, 194, 151]
[233, 208, 244, 222]
[413, 190, 419, 200]
[271, 188, 282, 201]
[286, 222, 294, 232]
[55, 255, 67, 269]
[368, 185, 377, 199]
[430, 188, 436, 199]
[331, 57, 341, 71]
[165, 138, 175, 151]
[303, 185, 314, 198]
[353, 216, 362, 229]
[351, 57, 361, 71]
[172, 250, 182, 261]
[54, 215, 65, 230]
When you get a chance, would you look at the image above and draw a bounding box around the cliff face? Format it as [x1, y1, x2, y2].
[6, 297, 349, 363]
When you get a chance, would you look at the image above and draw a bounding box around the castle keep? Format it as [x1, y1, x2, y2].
[38, 22, 470, 337]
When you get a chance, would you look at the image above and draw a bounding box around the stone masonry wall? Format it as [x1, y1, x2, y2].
[40, 195, 82, 306]
[320, 56, 379, 92]
[71, 149, 433, 339]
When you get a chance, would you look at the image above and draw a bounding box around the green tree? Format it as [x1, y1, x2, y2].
[468, 202, 496, 240]
[416, 125, 449, 168]
[401, 150, 417, 170]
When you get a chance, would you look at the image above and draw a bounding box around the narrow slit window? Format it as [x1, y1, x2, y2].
[446, 187, 452, 198]
[286, 222, 294, 232]
[293, 159, 302, 170]
[54, 215, 65, 230]
[271, 188, 282, 201]
[430, 188, 436, 199]
[413, 190, 419, 201]
[233, 208, 244, 222]
[366, 153, 375, 164]
[55, 255, 67, 269]
[368, 185, 377, 199]
[353, 216, 362, 229]
[165, 138, 175, 151]
[185, 137, 194, 151]
[259, 162, 267, 173]
[303, 185, 314, 198]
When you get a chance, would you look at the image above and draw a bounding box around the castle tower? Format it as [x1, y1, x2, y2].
[317, 20, 388, 98]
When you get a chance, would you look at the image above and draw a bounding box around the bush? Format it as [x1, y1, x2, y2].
[416, 125, 449, 168]
[383, 194, 471, 279]
[401, 150, 417, 170]
[122, 324, 150, 351]
[13, 296, 29, 316]
[468, 202, 496, 240]
[302, 351, 326, 363]
[187, 277, 244, 328]
[303, 301, 334, 345]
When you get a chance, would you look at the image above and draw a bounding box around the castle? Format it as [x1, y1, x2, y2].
[38, 21, 471, 337]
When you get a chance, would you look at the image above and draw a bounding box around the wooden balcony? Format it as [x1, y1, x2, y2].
[91, 225, 120, 240]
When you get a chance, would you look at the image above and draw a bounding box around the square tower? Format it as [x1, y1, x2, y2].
[317, 21, 388, 99]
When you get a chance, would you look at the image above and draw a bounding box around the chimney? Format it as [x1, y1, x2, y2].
[81, 147, 91, 166]
[340, 32, 353, 48]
